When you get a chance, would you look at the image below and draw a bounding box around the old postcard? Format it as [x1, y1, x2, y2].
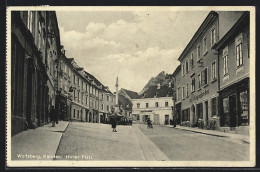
[6, 6, 255, 167]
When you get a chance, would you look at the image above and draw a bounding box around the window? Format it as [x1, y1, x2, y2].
[155, 102, 159, 107]
[81, 94, 83, 104]
[102, 104, 104, 110]
[102, 94, 104, 99]
[201, 68, 208, 86]
[78, 91, 80, 102]
[182, 87, 185, 99]
[107, 95, 109, 101]
[73, 74, 76, 84]
[146, 103, 149, 108]
[165, 102, 169, 107]
[191, 53, 194, 67]
[197, 45, 201, 61]
[185, 59, 189, 73]
[198, 74, 201, 89]
[107, 105, 109, 111]
[211, 61, 216, 80]
[236, 43, 243, 67]
[68, 69, 71, 77]
[211, 27, 216, 46]
[73, 109, 75, 118]
[86, 84, 88, 91]
[73, 90, 76, 100]
[77, 77, 80, 86]
[86, 96, 88, 105]
[137, 103, 140, 108]
[182, 63, 185, 76]
[203, 36, 207, 54]
[82, 80, 83, 89]
[186, 84, 189, 97]
[77, 110, 79, 119]
[191, 78, 195, 92]
[211, 97, 217, 117]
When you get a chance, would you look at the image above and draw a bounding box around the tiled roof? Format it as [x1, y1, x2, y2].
[122, 89, 139, 99]
[137, 85, 173, 99]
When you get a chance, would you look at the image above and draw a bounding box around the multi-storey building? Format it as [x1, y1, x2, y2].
[213, 12, 250, 135]
[174, 11, 246, 131]
[99, 86, 115, 123]
[118, 88, 139, 122]
[132, 83, 173, 125]
[171, 65, 182, 125]
[11, 11, 60, 135]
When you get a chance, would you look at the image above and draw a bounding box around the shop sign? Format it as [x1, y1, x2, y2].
[189, 89, 209, 102]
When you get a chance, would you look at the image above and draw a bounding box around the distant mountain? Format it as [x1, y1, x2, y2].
[139, 71, 173, 95]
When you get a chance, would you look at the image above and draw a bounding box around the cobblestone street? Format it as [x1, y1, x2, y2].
[55, 122, 249, 161]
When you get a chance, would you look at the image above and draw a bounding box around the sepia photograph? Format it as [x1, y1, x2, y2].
[6, 6, 255, 167]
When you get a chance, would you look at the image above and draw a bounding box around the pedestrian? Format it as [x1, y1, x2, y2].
[173, 115, 177, 128]
[49, 106, 58, 127]
[111, 107, 117, 132]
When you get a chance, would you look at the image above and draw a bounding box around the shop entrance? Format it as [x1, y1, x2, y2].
[230, 94, 237, 129]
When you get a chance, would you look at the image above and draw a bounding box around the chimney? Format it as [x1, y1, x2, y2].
[157, 83, 161, 89]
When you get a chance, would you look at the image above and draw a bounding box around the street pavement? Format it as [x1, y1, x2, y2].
[55, 122, 250, 161]
[11, 121, 69, 160]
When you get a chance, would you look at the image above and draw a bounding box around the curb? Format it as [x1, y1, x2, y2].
[173, 127, 227, 138]
[53, 122, 70, 160]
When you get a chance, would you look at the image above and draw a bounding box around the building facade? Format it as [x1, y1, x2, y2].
[173, 11, 248, 132]
[213, 12, 250, 135]
[99, 86, 115, 123]
[118, 88, 139, 122]
[132, 84, 173, 125]
[11, 11, 61, 135]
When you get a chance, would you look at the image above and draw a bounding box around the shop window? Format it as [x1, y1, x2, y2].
[197, 103, 203, 119]
[222, 97, 230, 126]
[240, 91, 249, 125]
[211, 97, 217, 116]
[73, 109, 75, 118]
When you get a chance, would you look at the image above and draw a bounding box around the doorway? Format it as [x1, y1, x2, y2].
[154, 114, 159, 125]
[230, 94, 237, 129]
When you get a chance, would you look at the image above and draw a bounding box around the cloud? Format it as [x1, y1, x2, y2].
[58, 11, 209, 92]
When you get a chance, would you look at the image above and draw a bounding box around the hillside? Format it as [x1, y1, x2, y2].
[139, 71, 173, 95]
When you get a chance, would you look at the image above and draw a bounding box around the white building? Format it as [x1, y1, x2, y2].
[132, 84, 174, 125]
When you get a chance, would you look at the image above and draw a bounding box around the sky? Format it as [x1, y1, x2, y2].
[56, 10, 209, 93]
